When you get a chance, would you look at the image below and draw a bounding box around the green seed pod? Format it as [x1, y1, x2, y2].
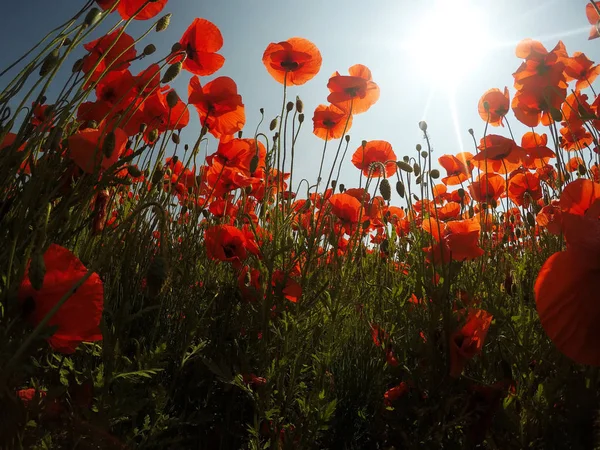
[84, 7, 101, 27]
[102, 131, 116, 159]
[29, 250, 46, 291]
[430, 169, 440, 179]
[413, 163, 421, 176]
[161, 62, 182, 84]
[166, 90, 180, 108]
[396, 161, 413, 173]
[143, 44, 157, 56]
[39, 49, 59, 77]
[379, 178, 391, 201]
[396, 180, 405, 198]
[155, 13, 172, 32]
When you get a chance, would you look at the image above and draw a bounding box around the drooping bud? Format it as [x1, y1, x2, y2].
[102, 131, 116, 159]
[143, 44, 156, 56]
[39, 49, 59, 77]
[396, 181, 405, 198]
[155, 13, 172, 32]
[295, 96, 304, 113]
[84, 8, 101, 27]
[29, 250, 46, 291]
[161, 62, 182, 83]
[396, 161, 413, 173]
[166, 90, 179, 108]
[379, 178, 391, 201]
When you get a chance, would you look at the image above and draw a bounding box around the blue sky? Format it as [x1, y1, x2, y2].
[0, 0, 597, 192]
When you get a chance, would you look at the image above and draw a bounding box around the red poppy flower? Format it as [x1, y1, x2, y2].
[329, 193, 362, 224]
[205, 225, 256, 267]
[211, 138, 267, 174]
[351, 140, 396, 178]
[560, 124, 593, 152]
[312, 104, 352, 140]
[564, 52, 600, 90]
[478, 87, 510, 127]
[424, 218, 484, 264]
[536, 201, 562, 235]
[513, 40, 567, 91]
[172, 18, 225, 76]
[140, 88, 190, 143]
[468, 173, 506, 205]
[97, 0, 168, 20]
[18, 244, 104, 354]
[68, 126, 128, 174]
[188, 76, 245, 141]
[511, 84, 566, 128]
[535, 179, 600, 365]
[507, 172, 541, 207]
[271, 270, 302, 303]
[586, 2, 600, 40]
[262, 37, 322, 86]
[449, 309, 493, 377]
[438, 152, 473, 186]
[472, 135, 525, 174]
[82, 28, 137, 84]
[521, 132, 555, 169]
[327, 64, 380, 114]
[384, 382, 409, 406]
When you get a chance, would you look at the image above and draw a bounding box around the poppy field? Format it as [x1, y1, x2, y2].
[2, 1, 600, 449]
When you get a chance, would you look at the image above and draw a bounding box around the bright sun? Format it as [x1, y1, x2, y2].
[404, 0, 491, 87]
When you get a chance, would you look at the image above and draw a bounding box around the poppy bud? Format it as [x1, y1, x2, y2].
[171, 156, 179, 164]
[127, 165, 142, 178]
[238, 131, 243, 138]
[403, 155, 410, 163]
[330, 180, 337, 189]
[143, 44, 156, 56]
[151, 165, 164, 185]
[72, 58, 84, 73]
[162, 62, 182, 83]
[416, 144, 422, 151]
[396, 181, 405, 198]
[39, 49, 59, 77]
[171, 133, 180, 144]
[163, 90, 179, 110]
[578, 164, 586, 176]
[421, 151, 428, 159]
[148, 129, 159, 143]
[295, 96, 304, 113]
[468, 128, 474, 135]
[247, 154, 259, 174]
[29, 250, 46, 291]
[430, 169, 440, 179]
[457, 188, 465, 197]
[339, 183, 345, 192]
[413, 163, 421, 176]
[550, 107, 562, 122]
[362, 219, 371, 229]
[147, 256, 169, 297]
[62, 38, 72, 47]
[415, 175, 422, 184]
[139, 123, 147, 134]
[361, 140, 367, 148]
[102, 131, 116, 159]
[84, 8, 101, 27]
[526, 211, 535, 227]
[155, 13, 172, 32]
[269, 117, 278, 131]
[345, 135, 350, 143]
[298, 113, 304, 123]
[418, 121, 428, 132]
[379, 178, 391, 201]
[483, 101, 490, 112]
[396, 161, 413, 173]
[286, 101, 294, 112]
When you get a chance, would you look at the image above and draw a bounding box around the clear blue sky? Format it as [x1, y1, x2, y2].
[1, 0, 597, 191]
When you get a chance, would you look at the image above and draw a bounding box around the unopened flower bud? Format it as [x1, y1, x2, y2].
[148, 128, 159, 143]
[396, 161, 413, 173]
[396, 181, 405, 198]
[171, 42, 183, 53]
[421, 151, 428, 159]
[379, 178, 391, 201]
[295, 96, 303, 113]
[345, 135, 350, 143]
[84, 8, 101, 27]
[418, 121, 428, 132]
[171, 133, 180, 144]
[155, 13, 172, 32]
[269, 117, 278, 131]
[143, 44, 157, 56]
[298, 113, 304, 123]
[162, 62, 182, 83]
[429, 169, 440, 179]
[72, 58, 84, 73]
[39, 49, 59, 77]
[413, 163, 421, 176]
[249, 154, 259, 173]
[102, 131, 116, 159]
[286, 101, 294, 112]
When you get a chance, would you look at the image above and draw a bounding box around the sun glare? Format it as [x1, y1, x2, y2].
[404, 0, 491, 87]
